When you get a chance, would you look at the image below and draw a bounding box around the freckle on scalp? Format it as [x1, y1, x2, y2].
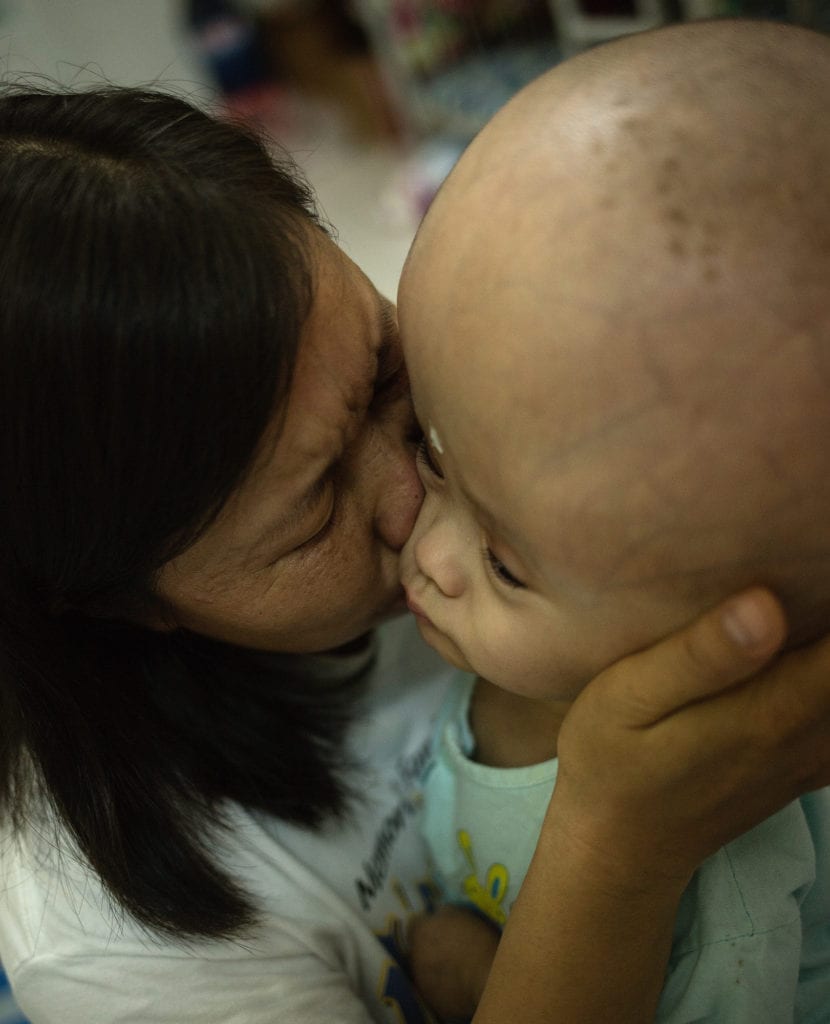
[665, 206, 689, 225]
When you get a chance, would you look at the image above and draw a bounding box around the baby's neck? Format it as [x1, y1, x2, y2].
[469, 677, 571, 768]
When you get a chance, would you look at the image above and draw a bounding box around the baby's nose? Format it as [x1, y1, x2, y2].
[413, 521, 466, 598]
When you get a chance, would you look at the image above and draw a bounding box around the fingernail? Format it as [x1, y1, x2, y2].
[721, 593, 770, 648]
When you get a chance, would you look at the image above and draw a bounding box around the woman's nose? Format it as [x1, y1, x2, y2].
[374, 446, 424, 550]
[365, 404, 425, 551]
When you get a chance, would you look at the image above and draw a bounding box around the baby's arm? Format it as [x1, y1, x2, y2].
[410, 588, 830, 1022]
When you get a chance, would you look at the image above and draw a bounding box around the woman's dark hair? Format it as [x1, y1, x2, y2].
[0, 87, 359, 940]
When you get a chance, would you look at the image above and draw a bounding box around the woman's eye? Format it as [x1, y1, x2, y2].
[303, 504, 336, 547]
[292, 491, 338, 555]
[416, 437, 444, 480]
[372, 360, 408, 407]
[484, 546, 526, 590]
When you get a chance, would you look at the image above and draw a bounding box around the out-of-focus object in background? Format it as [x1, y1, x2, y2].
[254, 0, 401, 140]
[197, 0, 400, 141]
[679, 0, 810, 24]
[354, 0, 559, 139]
[547, 0, 663, 56]
[189, 0, 273, 97]
[187, 0, 298, 132]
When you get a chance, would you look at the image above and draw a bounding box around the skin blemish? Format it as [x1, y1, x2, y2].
[779, 181, 805, 205]
[429, 424, 444, 454]
[669, 237, 687, 258]
[665, 206, 689, 226]
[656, 155, 681, 195]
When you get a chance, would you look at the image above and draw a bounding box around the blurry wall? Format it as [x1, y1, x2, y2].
[0, 0, 210, 92]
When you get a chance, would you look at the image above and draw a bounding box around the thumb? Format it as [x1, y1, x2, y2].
[601, 587, 788, 723]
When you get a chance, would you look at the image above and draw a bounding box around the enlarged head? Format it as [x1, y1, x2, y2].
[400, 20, 830, 697]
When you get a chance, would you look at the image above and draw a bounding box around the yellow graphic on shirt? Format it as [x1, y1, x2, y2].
[457, 829, 509, 926]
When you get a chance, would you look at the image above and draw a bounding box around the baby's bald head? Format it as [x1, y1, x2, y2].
[410, 20, 830, 323]
[401, 21, 830, 645]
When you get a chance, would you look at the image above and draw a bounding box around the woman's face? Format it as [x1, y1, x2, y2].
[155, 233, 423, 653]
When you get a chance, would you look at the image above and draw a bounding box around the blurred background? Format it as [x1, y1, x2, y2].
[0, 0, 826, 1019]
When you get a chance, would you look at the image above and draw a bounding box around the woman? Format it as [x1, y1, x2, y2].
[0, 86, 828, 1024]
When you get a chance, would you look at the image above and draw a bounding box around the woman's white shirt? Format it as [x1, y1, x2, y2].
[0, 616, 456, 1024]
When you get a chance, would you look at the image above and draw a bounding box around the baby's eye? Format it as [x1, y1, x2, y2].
[484, 546, 526, 590]
[416, 437, 444, 480]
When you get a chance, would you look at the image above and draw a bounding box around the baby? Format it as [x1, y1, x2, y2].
[399, 19, 830, 1022]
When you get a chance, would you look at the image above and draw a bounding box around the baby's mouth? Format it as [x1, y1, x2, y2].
[404, 591, 434, 628]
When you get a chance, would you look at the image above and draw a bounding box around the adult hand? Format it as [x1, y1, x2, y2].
[551, 586, 830, 891]
[464, 587, 830, 1023]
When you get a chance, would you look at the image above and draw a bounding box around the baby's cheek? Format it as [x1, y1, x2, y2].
[471, 617, 538, 695]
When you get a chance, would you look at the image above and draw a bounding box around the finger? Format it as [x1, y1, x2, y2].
[601, 587, 787, 723]
[740, 629, 830, 755]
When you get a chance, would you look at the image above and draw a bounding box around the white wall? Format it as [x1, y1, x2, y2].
[0, 0, 210, 93]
